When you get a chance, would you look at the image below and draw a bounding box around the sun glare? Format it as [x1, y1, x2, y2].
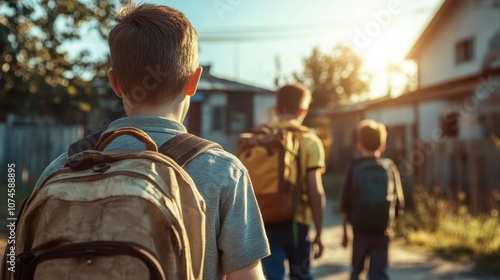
[358, 27, 417, 100]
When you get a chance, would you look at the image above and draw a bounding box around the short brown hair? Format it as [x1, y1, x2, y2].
[275, 84, 312, 115]
[357, 119, 387, 152]
[108, 3, 198, 104]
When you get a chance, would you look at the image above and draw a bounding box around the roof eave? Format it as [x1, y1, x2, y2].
[406, 0, 454, 59]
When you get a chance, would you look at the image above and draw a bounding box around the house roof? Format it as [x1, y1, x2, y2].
[198, 66, 274, 95]
[382, 67, 500, 106]
[406, 0, 454, 59]
[317, 67, 500, 116]
[313, 96, 392, 117]
[90, 66, 275, 97]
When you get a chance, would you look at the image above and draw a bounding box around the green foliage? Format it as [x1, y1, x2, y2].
[293, 44, 371, 154]
[293, 43, 371, 109]
[322, 173, 344, 202]
[0, 0, 119, 119]
[399, 187, 500, 274]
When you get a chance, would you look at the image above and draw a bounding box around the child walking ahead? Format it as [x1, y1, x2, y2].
[340, 119, 404, 280]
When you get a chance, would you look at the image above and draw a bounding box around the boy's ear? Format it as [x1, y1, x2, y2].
[378, 144, 387, 153]
[273, 107, 282, 116]
[185, 67, 203, 96]
[356, 143, 364, 151]
[108, 69, 123, 98]
[297, 108, 308, 118]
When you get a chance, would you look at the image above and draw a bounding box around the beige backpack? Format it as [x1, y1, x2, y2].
[237, 125, 308, 224]
[2, 127, 221, 280]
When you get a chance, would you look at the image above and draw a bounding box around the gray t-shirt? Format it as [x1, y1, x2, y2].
[35, 116, 270, 280]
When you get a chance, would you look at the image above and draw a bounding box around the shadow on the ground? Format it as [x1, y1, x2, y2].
[390, 262, 500, 280]
[311, 263, 350, 279]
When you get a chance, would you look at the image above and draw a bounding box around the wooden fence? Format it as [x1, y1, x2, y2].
[415, 138, 500, 213]
[0, 123, 82, 192]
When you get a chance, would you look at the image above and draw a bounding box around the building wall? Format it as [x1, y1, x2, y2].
[254, 95, 276, 126]
[202, 92, 228, 147]
[200, 92, 275, 153]
[418, 100, 451, 139]
[365, 104, 415, 126]
[365, 104, 416, 162]
[459, 112, 484, 139]
[418, 1, 500, 88]
[330, 112, 365, 172]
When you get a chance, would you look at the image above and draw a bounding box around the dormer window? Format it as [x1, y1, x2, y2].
[455, 37, 474, 64]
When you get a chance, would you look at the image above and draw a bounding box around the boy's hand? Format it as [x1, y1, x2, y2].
[312, 234, 323, 259]
[341, 214, 349, 248]
[341, 233, 348, 248]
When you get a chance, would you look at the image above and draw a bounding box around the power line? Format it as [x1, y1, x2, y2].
[197, 6, 433, 42]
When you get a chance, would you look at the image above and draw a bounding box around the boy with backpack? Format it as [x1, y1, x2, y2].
[238, 84, 326, 280]
[3, 3, 270, 280]
[340, 119, 405, 280]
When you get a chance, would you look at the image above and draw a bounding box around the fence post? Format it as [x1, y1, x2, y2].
[466, 140, 479, 213]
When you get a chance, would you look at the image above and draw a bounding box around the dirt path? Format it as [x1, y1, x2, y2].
[310, 200, 500, 280]
[1, 200, 498, 279]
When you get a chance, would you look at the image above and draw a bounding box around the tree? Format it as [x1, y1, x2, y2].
[0, 0, 119, 121]
[293, 43, 371, 110]
[388, 60, 418, 95]
[292, 44, 370, 170]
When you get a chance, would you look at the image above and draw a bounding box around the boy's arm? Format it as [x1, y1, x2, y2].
[339, 164, 353, 218]
[307, 168, 325, 259]
[341, 213, 349, 247]
[218, 166, 270, 276]
[392, 164, 405, 216]
[226, 261, 266, 280]
[340, 164, 353, 247]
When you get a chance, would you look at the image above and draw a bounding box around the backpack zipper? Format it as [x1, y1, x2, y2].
[16, 241, 166, 280]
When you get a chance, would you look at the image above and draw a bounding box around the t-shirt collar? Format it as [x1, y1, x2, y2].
[106, 116, 188, 133]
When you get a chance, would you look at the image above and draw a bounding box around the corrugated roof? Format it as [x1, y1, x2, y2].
[198, 66, 274, 94]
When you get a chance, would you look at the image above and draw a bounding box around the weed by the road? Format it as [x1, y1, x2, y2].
[399, 187, 500, 275]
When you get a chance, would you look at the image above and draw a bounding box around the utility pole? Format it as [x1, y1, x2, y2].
[234, 42, 240, 80]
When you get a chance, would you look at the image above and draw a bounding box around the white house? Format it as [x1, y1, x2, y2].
[324, 0, 500, 211]
[406, 0, 500, 140]
[356, 0, 500, 155]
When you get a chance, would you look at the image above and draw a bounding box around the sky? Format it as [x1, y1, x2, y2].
[66, 0, 445, 99]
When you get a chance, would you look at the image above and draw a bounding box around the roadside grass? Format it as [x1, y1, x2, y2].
[398, 187, 500, 275]
[323, 171, 500, 275]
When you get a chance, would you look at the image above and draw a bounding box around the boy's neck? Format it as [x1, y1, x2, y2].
[277, 117, 300, 123]
[360, 150, 381, 158]
[123, 95, 188, 123]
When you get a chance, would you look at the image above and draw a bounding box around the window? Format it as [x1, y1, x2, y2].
[229, 112, 246, 133]
[455, 37, 474, 64]
[212, 106, 225, 132]
[440, 112, 459, 137]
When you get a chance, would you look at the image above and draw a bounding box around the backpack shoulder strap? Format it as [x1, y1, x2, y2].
[68, 131, 222, 167]
[376, 158, 394, 173]
[159, 133, 223, 167]
[67, 130, 103, 156]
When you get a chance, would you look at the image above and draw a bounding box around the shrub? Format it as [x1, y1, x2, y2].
[399, 186, 500, 274]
